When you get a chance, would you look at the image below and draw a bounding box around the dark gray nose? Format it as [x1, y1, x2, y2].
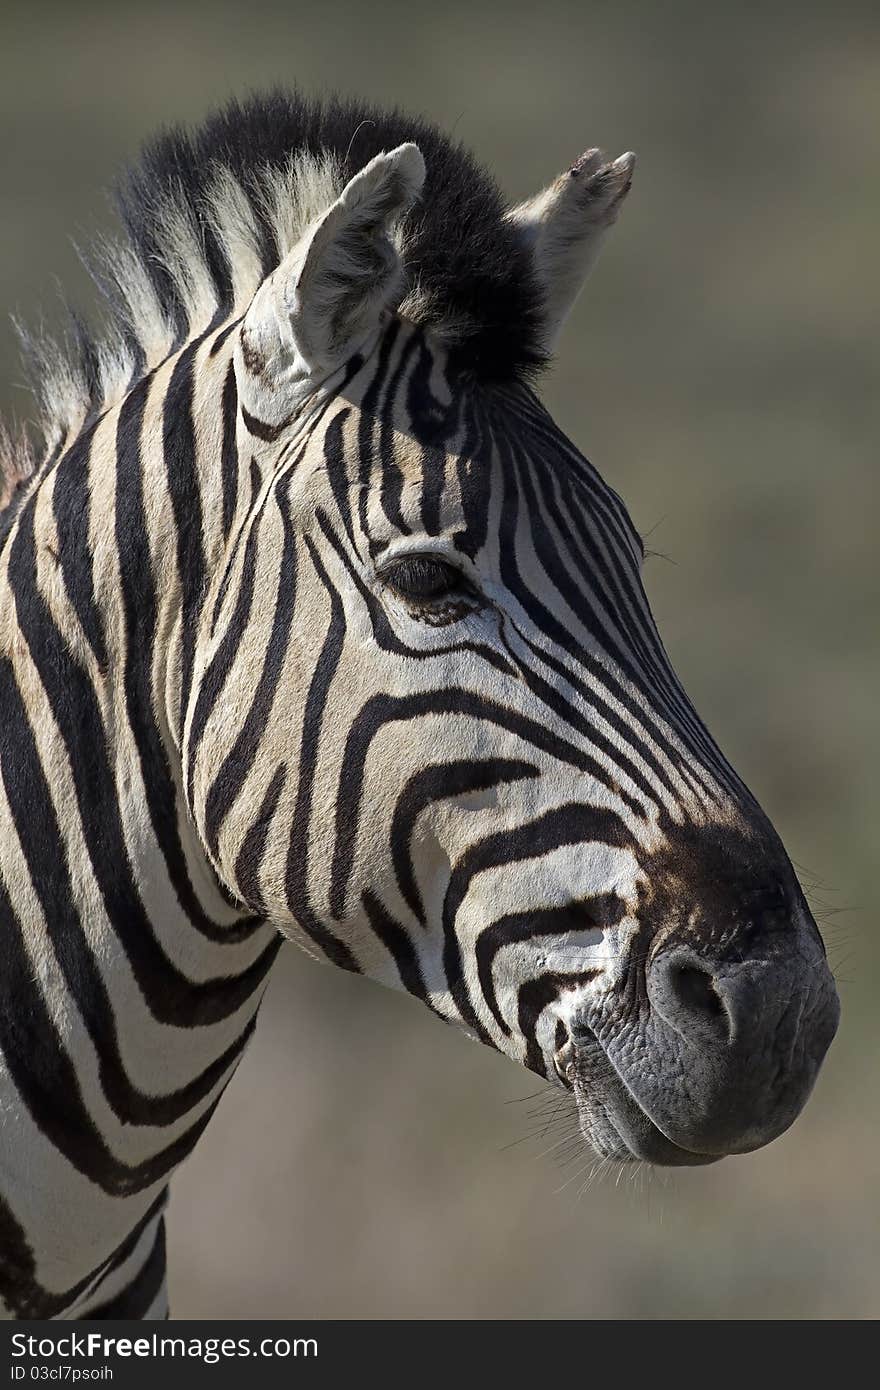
[647, 948, 736, 1046]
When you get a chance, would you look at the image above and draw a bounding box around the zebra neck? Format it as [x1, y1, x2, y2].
[0, 327, 282, 1311]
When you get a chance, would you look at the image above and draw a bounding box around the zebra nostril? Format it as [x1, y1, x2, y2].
[553, 1038, 576, 1089]
[649, 948, 732, 1043]
[672, 965, 724, 1021]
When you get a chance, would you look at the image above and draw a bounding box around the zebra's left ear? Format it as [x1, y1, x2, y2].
[237, 143, 425, 400]
[507, 149, 635, 353]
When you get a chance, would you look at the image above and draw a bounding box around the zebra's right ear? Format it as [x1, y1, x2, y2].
[236, 143, 425, 404]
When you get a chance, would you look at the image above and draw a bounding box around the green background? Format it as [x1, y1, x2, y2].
[1, 0, 876, 1319]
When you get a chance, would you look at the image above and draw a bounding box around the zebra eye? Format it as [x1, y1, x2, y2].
[380, 554, 465, 602]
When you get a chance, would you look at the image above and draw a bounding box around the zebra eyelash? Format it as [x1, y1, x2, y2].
[376, 551, 459, 593]
[375, 551, 485, 622]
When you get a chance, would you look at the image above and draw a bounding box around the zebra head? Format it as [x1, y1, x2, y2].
[186, 138, 839, 1167]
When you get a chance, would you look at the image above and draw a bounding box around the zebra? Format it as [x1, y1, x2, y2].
[0, 91, 839, 1321]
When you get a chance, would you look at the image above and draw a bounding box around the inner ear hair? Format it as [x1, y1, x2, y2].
[238, 143, 425, 394]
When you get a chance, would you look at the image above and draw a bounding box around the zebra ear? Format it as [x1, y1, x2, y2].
[507, 149, 635, 352]
[238, 143, 425, 394]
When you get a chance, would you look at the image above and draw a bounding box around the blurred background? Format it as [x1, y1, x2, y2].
[1, 0, 876, 1320]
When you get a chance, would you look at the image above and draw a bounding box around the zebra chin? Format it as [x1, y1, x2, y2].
[550, 1030, 717, 1166]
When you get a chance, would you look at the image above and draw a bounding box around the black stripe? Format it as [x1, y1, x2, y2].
[208, 315, 243, 358]
[359, 320, 400, 555]
[361, 889, 430, 1002]
[220, 360, 240, 538]
[408, 336, 456, 536]
[233, 764, 287, 909]
[240, 404, 288, 442]
[209, 453, 273, 637]
[85, 1216, 168, 1320]
[451, 391, 492, 561]
[283, 536, 356, 969]
[202, 474, 298, 859]
[377, 330, 420, 534]
[50, 422, 108, 670]
[189, 505, 265, 818]
[163, 340, 207, 732]
[323, 410, 360, 554]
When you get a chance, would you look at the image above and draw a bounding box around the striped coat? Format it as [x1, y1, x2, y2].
[0, 92, 838, 1318]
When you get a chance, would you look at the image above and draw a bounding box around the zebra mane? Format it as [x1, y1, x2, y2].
[1, 89, 547, 502]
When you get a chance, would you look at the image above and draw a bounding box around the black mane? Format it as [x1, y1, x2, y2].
[1, 89, 549, 502]
[119, 89, 546, 382]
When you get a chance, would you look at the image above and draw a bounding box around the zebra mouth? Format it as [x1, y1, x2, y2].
[553, 1032, 720, 1168]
